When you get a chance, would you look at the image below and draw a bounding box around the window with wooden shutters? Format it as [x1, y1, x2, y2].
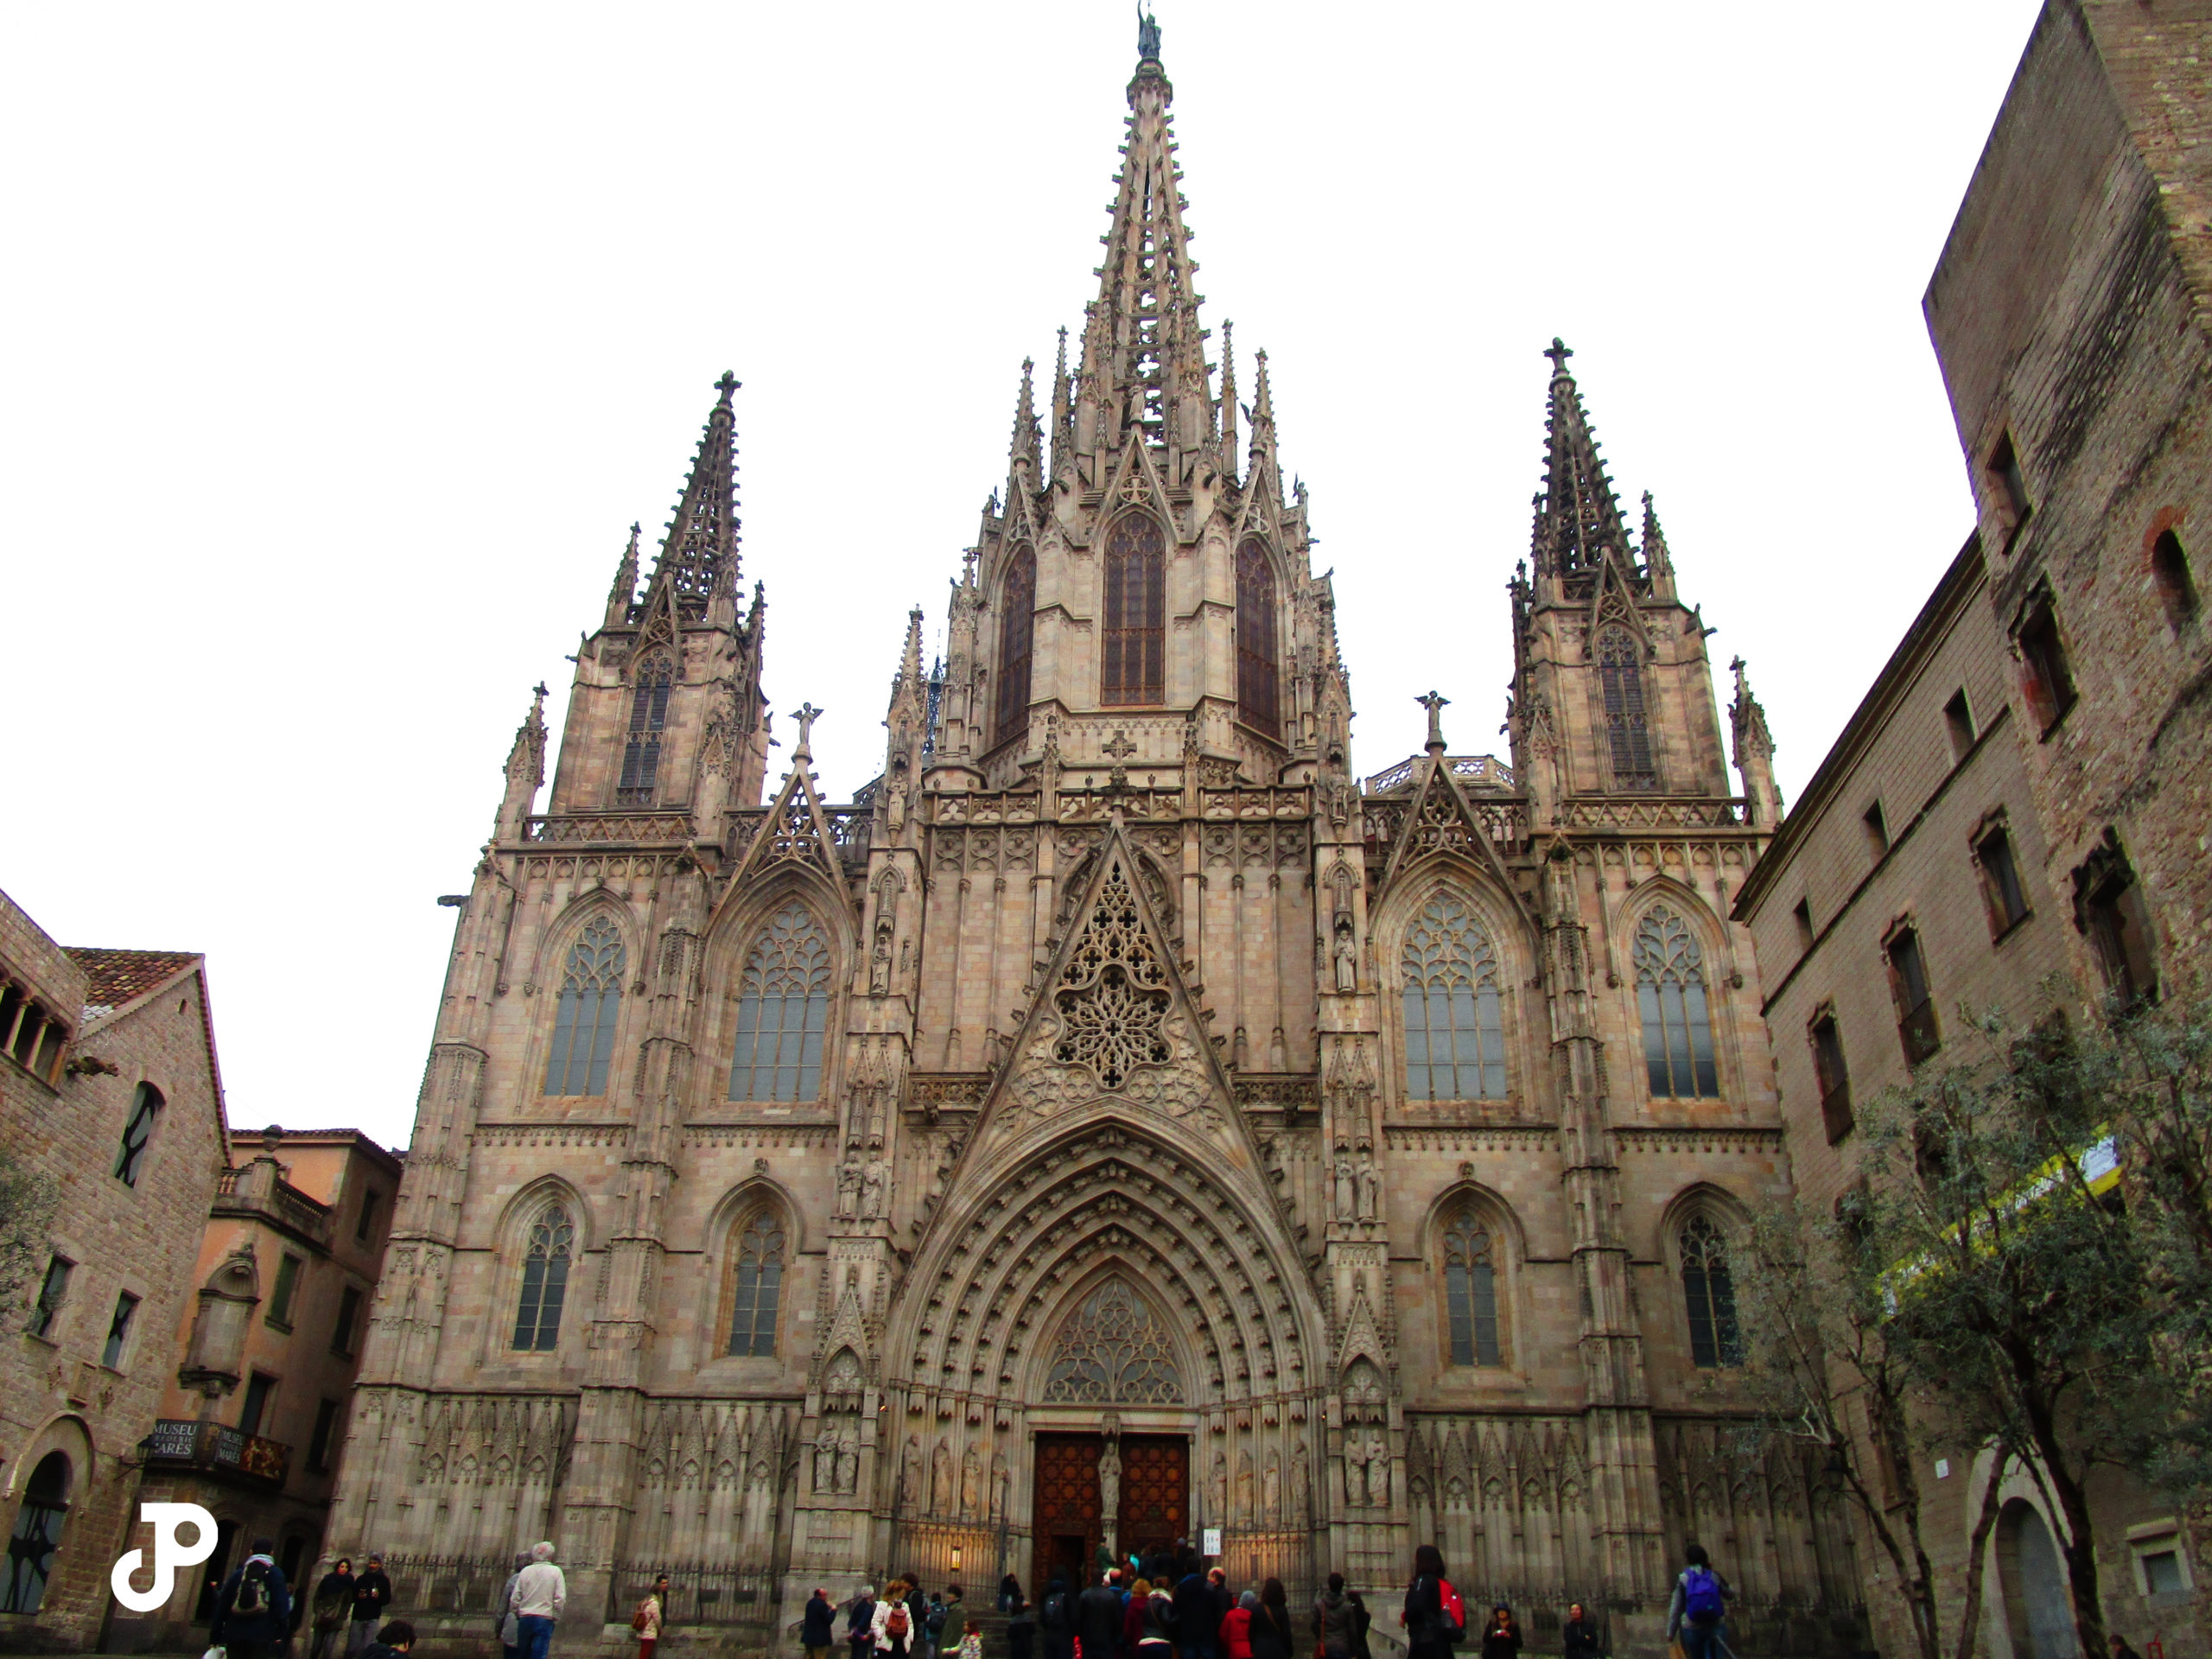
[512, 1203, 574, 1352]
[1235, 539, 1280, 738]
[995, 545, 1036, 747]
[543, 916, 624, 1096]
[618, 653, 674, 804]
[1103, 514, 1165, 705]
[1597, 627, 1656, 789]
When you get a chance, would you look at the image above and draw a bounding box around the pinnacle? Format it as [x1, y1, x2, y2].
[1532, 341, 1630, 578]
[645, 373, 743, 620]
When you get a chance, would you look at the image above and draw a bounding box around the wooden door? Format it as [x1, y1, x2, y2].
[1032, 1433, 1103, 1599]
[1116, 1435, 1189, 1561]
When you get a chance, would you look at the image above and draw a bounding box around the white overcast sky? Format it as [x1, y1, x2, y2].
[0, 2, 2040, 1152]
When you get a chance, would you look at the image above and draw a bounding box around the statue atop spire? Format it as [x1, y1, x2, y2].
[1136, 5, 1161, 62]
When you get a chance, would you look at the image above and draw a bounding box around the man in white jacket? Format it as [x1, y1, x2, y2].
[507, 1542, 567, 1659]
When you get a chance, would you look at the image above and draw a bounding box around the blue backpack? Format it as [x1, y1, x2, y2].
[1682, 1568, 1724, 1625]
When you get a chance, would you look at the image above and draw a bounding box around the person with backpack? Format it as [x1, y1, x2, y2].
[803, 1587, 838, 1659]
[1401, 1545, 1465, 1659]
[632, 1573, 671, 1659]
[1135, 1576, 1175, 1659]
[1665, 1545, 1732, 1659]
[876, 1579, 915, 1659]
[850, 1586, 881, 1659]
[349, 1555, 394, 1656]
[1079, 1569, 1127, 1659]
[1560, 1604, 1599, 1659]
[1039, 1578, 1076, 1659]
[309, 1559, 355, 1659]
[1312, 1573, 1358, 1659]
[213, 1539, 294, 1659]
[1478, 1606, 1520, 1659]
[924, 1592, 951, 1659]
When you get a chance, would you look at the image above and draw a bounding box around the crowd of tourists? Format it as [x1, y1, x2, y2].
[798, 1540, 1740, 1659]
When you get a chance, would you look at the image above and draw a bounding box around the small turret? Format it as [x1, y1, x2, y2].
[604, 524, 641, 628]
[1640, 491, 1678, 602]
[1217, 320, 1239, 486]
[1729, 657, 1783, 827]
[496, 683, 549, 840]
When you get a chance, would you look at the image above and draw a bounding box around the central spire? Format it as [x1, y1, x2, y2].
[1075, 11, 1210, 466]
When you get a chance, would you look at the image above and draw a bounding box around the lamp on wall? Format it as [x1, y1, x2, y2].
[950, 1547, 963, 1573]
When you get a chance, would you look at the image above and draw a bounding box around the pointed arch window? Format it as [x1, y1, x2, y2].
[511, 1202, 574, 1352]
[995, 544, 1036, 748]
[544, 916, 624, 1096]
[1103, 513, 1166, 706]
[1236, 539, 1280, 739]
[1043, 1278, 1183, 1403]
[1634, 907, 1719, 1098]
[114, 1082, 163, 1185]
[1400, 892, 1508, 1100]
[619, 652, 674, 805]
[725, 1208, 785, 1357]
[1597, 627, 1656, 790]
[1679, 1216, 1741, 1368]
[0, 1451, 70, 1614]
[1441, 1210, 1502, 1367]
[728, 904, 832, 1102]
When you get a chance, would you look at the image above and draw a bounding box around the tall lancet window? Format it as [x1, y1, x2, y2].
[1679, 1216, 1742, 1368]
[512, 1202, 575, 1352]
[728, 904, 832, 1102]
[1103, 514, 1166, 706]
[619, 653, 674, 805]
[995, 545, 1036, 748]
[1597, 627, 1656, 790]
[1441, 1209, 1503, 1367]
[1634, 907, 1719, 1098]
[1400, 893, 1508, 1100]
[543, 916, 624, 1096]
[725, 1208, 785, 1357]
[1236, 540, 1280, 739]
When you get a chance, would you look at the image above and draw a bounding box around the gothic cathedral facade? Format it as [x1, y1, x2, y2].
[329, 30, 1858, 1656]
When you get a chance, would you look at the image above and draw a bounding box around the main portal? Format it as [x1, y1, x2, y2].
[1029, 1433, 1189, 1597]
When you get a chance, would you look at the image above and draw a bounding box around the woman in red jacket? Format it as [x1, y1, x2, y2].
[1220, 1591, 1259, 1659]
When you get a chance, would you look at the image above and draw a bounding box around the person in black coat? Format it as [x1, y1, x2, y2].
[1079, 1575, 1127, 1659]
[1007, 1598, 1037, 1659]
[1039, 1579, 1077, 1659]
[802, 1588, 837, 1659]
[1560, 1605, 1599, 1659]
[349, 1556, 394, 1656]
[212, 1539, 294, 1659]
[849, 1586, 880, 1659]
[1247, 1581, 1293, 1659]
[1172, 1565, 1216, 1659]
[1402, 1546, 1453, 1659]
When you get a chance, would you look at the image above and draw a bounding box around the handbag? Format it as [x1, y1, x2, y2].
[203, 1647, 226, 1659]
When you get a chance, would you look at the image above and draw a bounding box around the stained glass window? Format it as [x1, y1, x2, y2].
[1442, 1211, 1501, 1366]
[1400, 893, 1508, 1100]
[727, 1210, 785, 1357]
[728, 904, 831, 1102]
[995, 545, 1036, 747]
[1598, 627, 1656, 789]
[1680, 1216, 1741, 1368]
[619, 653, 674, 805]
[512, 1203, 574, 1352]
[1043, 1278, 1182, 1403]
[1103, 514, 1165, 705]
[1635, 907, 1719, 1098]
[1236, 539, 1280, 739]
[544, 916, 624, 1097]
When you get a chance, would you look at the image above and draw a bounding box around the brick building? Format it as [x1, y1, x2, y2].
[108, 1128, 402, 1652]
[0, 890, 231, 1653]
[1736, 3, 2212, 1656]
[324, 17, 1866, 1659]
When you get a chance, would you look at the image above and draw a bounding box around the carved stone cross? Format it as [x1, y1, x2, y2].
[1417, 690, 1450, 754]
[1103, 728, 1137, 760]
[1543, 338, 1573, 374]
[715, 370, 741, 402]
[792, 702, 823, 755]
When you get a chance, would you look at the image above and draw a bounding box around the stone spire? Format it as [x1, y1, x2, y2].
[1008, 357, 1042, 506]
[1248, 346, 1278, 491]
[604, 522, 641, 628]
[496, 683, 549, 840]
[1074, 11, 1207, 466]
[1217, 320, 1239, 486]
[1531, 340, 1633, 582]
[1729, 657, 1783, 827]
[645, 372, 743, 624]
[1049, 327, 1073, 483]
[1639, 490, 1678, 602]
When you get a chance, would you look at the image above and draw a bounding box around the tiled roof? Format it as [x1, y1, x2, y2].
[63, 947, 200, 1020]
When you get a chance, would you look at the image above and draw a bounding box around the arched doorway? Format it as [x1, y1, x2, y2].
[1997, 1499, 2078, 1659]
[2, 1451, 73, 1615]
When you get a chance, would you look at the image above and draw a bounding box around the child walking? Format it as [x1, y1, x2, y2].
[958, 1618, 983, 1659]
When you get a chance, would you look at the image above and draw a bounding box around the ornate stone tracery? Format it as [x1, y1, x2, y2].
[1053, 861, 1171, 1087]
[1042, 1277, 1184, 1403]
